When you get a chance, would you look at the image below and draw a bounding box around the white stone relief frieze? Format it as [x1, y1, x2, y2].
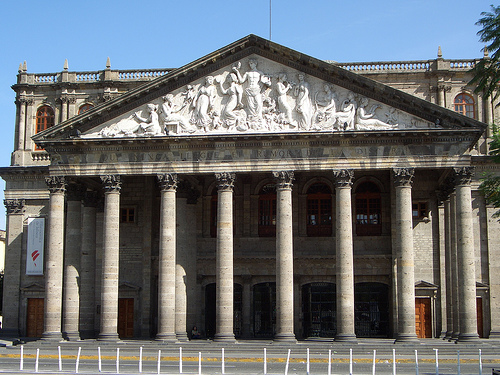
[83, 56, 439, 139]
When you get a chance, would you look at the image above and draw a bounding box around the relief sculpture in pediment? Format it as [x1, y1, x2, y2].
[84, 57, 437, 139]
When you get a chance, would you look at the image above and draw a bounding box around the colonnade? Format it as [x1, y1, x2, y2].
[1, 166, 481, 341]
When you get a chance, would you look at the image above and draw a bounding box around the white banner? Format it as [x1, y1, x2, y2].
[26, 217, 45, 275]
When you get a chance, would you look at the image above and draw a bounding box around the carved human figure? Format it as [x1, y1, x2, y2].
[232, 59, 270, 126]
[355, 97, 397, 130]
[294, 73, 313, 130]
[314, 83, 337, 128]
[191, 76, 216, 131]
[276, 73, 295, 127]
[336, 92, 357, 130]
[99, 103, 163, 137]
[218, 73, 244, 130]
[161, 94, 196, 134]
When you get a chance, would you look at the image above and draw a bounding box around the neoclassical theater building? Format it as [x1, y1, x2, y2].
[1, 35, 499, 342]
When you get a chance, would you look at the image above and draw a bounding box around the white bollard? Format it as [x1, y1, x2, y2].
[58, 346, 62, 371]
[198, 352, 202, 375]
[222, 348, 225, 374]
[307, 348, 310, 375]
[415, 349, 419, 375]
[116, 347, 120, 374]
[328, 349, 331, 375]
[434, 348, 439, 375]
[372, 349, 376, 375]
[349, 348, 353, 375]
[35, 348, 39, 373]
[180, 347, 183, 374]
[392, 348, 396, 375]
[457, 350, 461, 375]
[285, 349, 291, 375]
[98, 347, 102, 373]
[76, 347, 81, 373]
[157, 349, 161, 375]
[20, 345, 23, 371]
[264, 348, 267, 375]
[479, 349, 483, 375]
[139, 346, 143, 373]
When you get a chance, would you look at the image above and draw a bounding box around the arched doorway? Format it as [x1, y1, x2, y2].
[204, 283, 242, 339]
[302, 282, 336, 338]
[253, 282, 276, 338]
[354, 282, 389, 337]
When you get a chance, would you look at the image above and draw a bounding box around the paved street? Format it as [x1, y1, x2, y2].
[0, 339, 498, 374]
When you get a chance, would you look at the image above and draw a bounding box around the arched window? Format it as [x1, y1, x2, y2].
[454, 93, 475, 119]
[259, 184, 276, 237]
[78, 103, 94, 114]
[36, 105, 55, 133]
[307, 183, 332, 237]
[355, 182, 381, 236]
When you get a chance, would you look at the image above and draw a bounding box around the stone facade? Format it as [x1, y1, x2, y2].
[1, 35, 498, 341]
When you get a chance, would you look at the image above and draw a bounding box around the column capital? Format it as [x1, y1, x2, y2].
[4, 199, 25, 214]
[453, 167, 474, 186]
[333, 169, 354, 187]
[393, 168, 414, 187]
[215, 172, 235, 192]
[100, 175, 121, 193]
[273, 171, 294, 190]
[157, 173, 178, 192]
[45, 176, 67, 193]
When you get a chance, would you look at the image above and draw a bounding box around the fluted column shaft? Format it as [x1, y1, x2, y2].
[63, 185, 83, 341]
[98, 175, 121, 341]
[214, 172, 236, 342]
[454, 167, 479, 341]
[42, 176, 66, 340]
[156, 174, 178, 342]
[333, 169, 356, 342]
[80, 192, 97, 339]
[393, 168, 418, 342]
[273, 171, 296, 342]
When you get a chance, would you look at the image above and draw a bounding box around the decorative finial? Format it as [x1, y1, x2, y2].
[23, 61, 27, 72]
[18, 63, 23, 73]
[437, 46, 442, 58]
[63, 59, 69, 71]
[484, 46, 489, 58]
[106, 57, 111, 69]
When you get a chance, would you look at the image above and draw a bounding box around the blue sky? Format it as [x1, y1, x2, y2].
[0, 0, 494, 229]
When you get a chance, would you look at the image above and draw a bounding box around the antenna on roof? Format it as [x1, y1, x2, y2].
[269, 0, 272, 40]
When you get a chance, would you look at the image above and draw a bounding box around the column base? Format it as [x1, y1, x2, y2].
[394, 334, 419, 343]
[41, 331, 63, 341]
[488, 330, 500, 339]
[176, 332, 189, 342]
[335, 334, 357, 344]
[97, 333, 120, 341]
[456, 332, 480, 342]
[274, 333, 297, 343]
[155, 333, 177, 342]
[214, 333, 236, 342]
[63, 331, 81, 341]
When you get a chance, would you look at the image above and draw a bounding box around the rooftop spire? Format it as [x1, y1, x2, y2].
[63, 59, 69, 71]
[23, 61, 27, 72]
[437, 46, 442, 59]
[106, 57, 111, 69]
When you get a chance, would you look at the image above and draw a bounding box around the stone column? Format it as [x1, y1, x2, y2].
[449, 192, 460, 339]
[59, 96, 68, 122]
[79, 191, 98, 339]
[98, 175, 121, 341]
[442, 193, 453, 339]
[393, 168, 419, 342]
[156, 174, 178, 342]
[333, 169, 357, 342]
[15, 98, 27, 151]
[273, 171, 296, 342]
[42, 176, 66, 340]
[454, 167, 479, 342]
[214, 172, 236, 342]
[241, 275, 252, 338]
[62, 184, 84, 341]
[2, 199, 25, 337]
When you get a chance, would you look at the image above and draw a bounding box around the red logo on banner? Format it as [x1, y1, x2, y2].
[31, 250, 40, 266]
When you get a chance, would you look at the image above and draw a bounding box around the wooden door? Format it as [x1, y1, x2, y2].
[27, 298, 44, 337]
[415, 297, 432, 338]
[477, 297, 484, 338]
[118, 298, 134, 338]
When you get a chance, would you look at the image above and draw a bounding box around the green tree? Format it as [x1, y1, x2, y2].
[471, 6, 500, 220]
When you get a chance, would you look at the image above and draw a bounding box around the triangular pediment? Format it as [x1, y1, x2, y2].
[33, 34, 486, 146]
